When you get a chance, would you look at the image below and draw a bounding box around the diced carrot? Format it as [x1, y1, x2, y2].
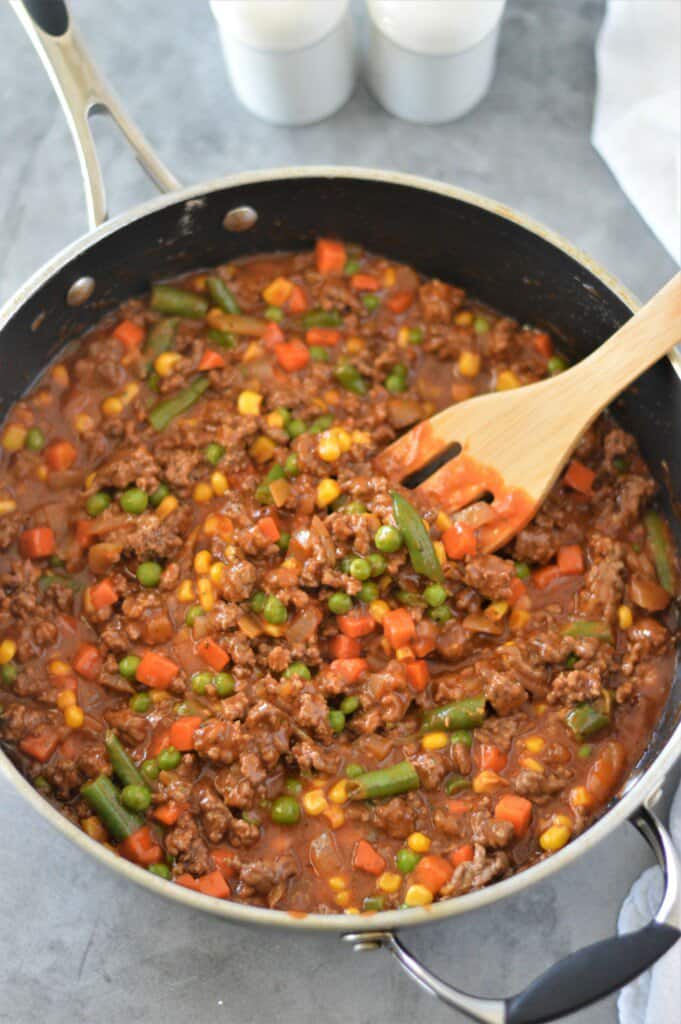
[113, 319, 146, 350]
[532, 564, 562, 590]
[386, 290, 415, 314]
[509, 577, 528, 603]
[73, 643, 101, 680]
[198, 349, 226, 371]
[450, 843, 475, 867]
[262, 321, 285, 347]
[305, 326, 340, 347]
[337, 610, 375, 638]
[263, 276, 293, 307]
[169, 715, 202, 752]
[563, 459, 595, 495]
[478, 744, 507, 773]
[197, 637, 230, 671]
[197, 869, 231, 899]
[494, 794, 533, 837]
[257, 515, 281, 542]
[153, 802, 184, 826]
[88, 578, 118, 611]
[329, 634, 361, 659]
[45, 440, 77, 472]
[19, 729, 60, 763]
[532, 331, 553, 358]
[557, 544, 584, 575]
[136, 651, 179, 689]
[274, 340, 310, 372]
[19, 526, 56, 559]
[442, 522, 477, 560]
[315, 238, 346, 275]
[148, 726, 171, 758]
[447, 798, 468, 815]
[350, 273, 380, 292]
[405, 659, 429, 692]
[330, 658, 368, 684]
[176, 873, 201, 891]
[75, 520, 92, 548]
[287, 284, 308, 314]
[352, 838, 386, 875]
[211, 847, 237, 879]
[413, 854, 453, 894]
[119, 824, 163, 866]
[382, 607, 415, 649]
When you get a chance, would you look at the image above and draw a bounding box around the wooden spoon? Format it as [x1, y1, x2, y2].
[376, 272, 681, 554]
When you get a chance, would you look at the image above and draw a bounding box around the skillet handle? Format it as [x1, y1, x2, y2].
[11, 0, 181, 229]
[344, 806, 681, 1024]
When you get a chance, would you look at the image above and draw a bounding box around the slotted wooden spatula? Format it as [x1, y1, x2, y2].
[376, 273, 681, 554]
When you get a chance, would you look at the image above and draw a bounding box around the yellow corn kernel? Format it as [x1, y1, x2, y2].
[485, 600, 509, 621]
[263, 623, 286, 638]
[520, 756, 545, 774]
[250, 435, 276, 464]
[383, 267, 396, 287]
[570, 786, 592, 809]
[150, 688, 170, 704]
[193, 482, 213, 504]
[121, 381, 139, 404]
[57, 689, 77, 710]
[510, 607, 531, 631]
[197, 577, 215, 612]
[193, 549, 212, 574]
[539, 824, 571, 853]
[458, 351, 481, 378]
[176, 580, 195, 603]
[323, 389, 340, 404]
[154, 352, 181, 377]
[351, 430, 370, 446]
[421, 731, 449, 752]
[336, 429, 353, 453]
[262, 276, 293, 306]
[64, 705, 85, 729]
[266, 410, 285, 429]
[395, 646, 414, 662]
[34, 389, 52, 406]
[238, 614, 262, 638]
[496, 370, 520, 391]
[328, 875, 347, 892]
[404, 884, 433, 907]
[334, 890, 351, 908]
[369, 600, 389, 623]
[436, 511, 452, 532]
[209, 561, 227, 586]
[552, 813, 573, 829]
[346, 336, 364, 354]
[523, 736, 545, 754]
[302, 789, 328, 816]
[243, 342, 263, 363]
[407, 832, 431, 854]
[36, 465, 48, 482]
[101, 396, 123, 417]
[397, 326, 410, 347]
[74, 413, 95, 434]
[455, 310, 474, 326]
[433, 540, 446, 566]
[377, 872, 402, 894]
[318, 433, 342, 462]
[238, 390, 262, 416]
[323, 805, 345, 829]
[0, 639, 16, 665]
[82, 815, 107, 842]
[156, 495, 179, 521]
[48, 659, 71, 676]
[51, 364, 70, 388]
[344, 907, 360, 916]
[210, 471, 229, 496]
[473, 770, 504, 794]
[0, 499, 17, 515]
[328, 780, 348, 805]
[618, 604, 633, 630]
[316, 478, 341, 508]
[2, 425, 27, 451]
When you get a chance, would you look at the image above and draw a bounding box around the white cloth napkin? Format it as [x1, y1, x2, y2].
[617, 784, 681, 1024]
[592, 0, 681, 264]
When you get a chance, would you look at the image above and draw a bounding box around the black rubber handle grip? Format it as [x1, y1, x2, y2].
[505, 921, 680, 1024]
[22, 0, 69, 36]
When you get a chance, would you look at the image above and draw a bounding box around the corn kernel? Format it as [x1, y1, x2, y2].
[404, 884, 433, 907]
[328, 875, 347, 892]
[64, 705, 85, 729]
[552, 813, 573, 829]
[317, 478, 341, 507]
[74, 413, 95, 434]
[82, 815, 107, 842]
[570, 786, 592, 808]
[250, 435, 276, 464]
[193, 482, 213, 504]
[496, 370, 520, 391]
[302, 789, 328, 816]
[0, 639, 16, 665]
[176, 580, 195, 603]
[323, 389, 340, 404]
[197, 577, 215, 612]
[383, 267, 396, 287]
[263, 623, 286, 638]
[336, 429, 352, 453]
[344, 907, 360, 915]
[121, 382, 139, 405]
[243, 342, 263, 363]
[266, 411, 285, 429]
[51, 364, 70, 388]
[473, 770, 504, 794]
[323, 805, 345, 829]
[421, 731, 449, 752]
[318, 433, 342, 462]
[328, 780, 348, 805]
[539, 824, 571, 853]
[210, 471, 229, 496]
[2, 425, 26, 451]
[334, 890, 351, 908]
[238, 614, 262, 639]
[346, 336, 364, 354]
[520, 756, 545, 774]
[193, 550, 212, 574]
[101, 397, 123, 417]
[433, 540, 446, 566]
[458, 351, 481, 378]
[48, 659, 71, 676]
[150, 688, 170, 704]
[57, 689, 77, 710]
[618, 604, 633, 630]
[262, 276, 293, 306]
[351, 430, 370, 446]
[455, 311, 474, 326]
[407, 832, 431, 854]
[0, 499, 17, 515]
[523, 736, 545, 754]
[485, 600, 509, 621]
[435, 511, 452, 532]
[156, 495, 179, 520]
[154, 352, 181, 377]
[370, 600, 389, 622]
[238, 390, 262, 416]
[510, 608, 531, 631]
[377, 872, 402, 894]
[395, 646, 414, 662]
[209, 561, 227, 585]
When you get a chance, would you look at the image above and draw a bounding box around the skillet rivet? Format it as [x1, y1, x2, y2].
[66, 276, 95, 307]
[223, 206, 258, 232]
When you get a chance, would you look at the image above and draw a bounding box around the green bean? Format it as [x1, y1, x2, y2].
[644, 511, 675, 594]
[562, 620, 613, 643]
[149, 375, 209, 431]
[421, 695, 487, 734]
[146, 317, 178, 358]
[335, 363, 368, 395]
[207, 276, 241, 315]
[207, 327, 236, 348]
[38, 573, 80, 592]
[346, 760, 420, 801]
[81, 775, 143, 842]
[392, 491, 444, 583]
[105, 731, 147, 789]
[445, 774, 471, 795]
[566, 703, 610, 739]
[150, 285, 208, 319]
[302, 309, 343, 329]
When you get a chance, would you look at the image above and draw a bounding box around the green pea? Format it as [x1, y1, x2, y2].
[328, 709, 346, 733]
[565, 653, 579, 669]
[284, 777, 303, 795]
[361, 294, 380, 312]
[191, 671, 213, 695]
[286, 418, 306, 439]
[428, 605, 452, 623]
[213, 672, 235, 697]
[450, 730, 473, 748]
[148, 863, 172, 880]
[121, 784, 151, 812]
[137, 561, 162, 588]
[86, 491, 111, 517]
[515, 561, 531, 580]
[328, 592, 353, 615]
[25, 427, 46, 452]
[408, 327, 423, 345]
[149, 483, 170, 508]
[349, 557, 371, 581]
[271, 795, 300, 825]
[345, 763, 364, 779]
[119, 654, 141, 680]
[34, 775, 50, 792]
[362, 896, 385, 912]
[368, 552, 386, 576]
[578, 743, 593, 758]
[255, 483, 273, 505]
[276, 531, 290, 552]
[49, 555, 66, 568]
[335, 363, 368, 395]
[120, 487, 148, 515]
[1, 663, 17, 686]
[423, 583, 447, 607]
[359, 581, 379, 603]
[282, 661, 312, 680]
[250, 591, 267, 613]
[157, 747, 182, 771]
[385, 374, 407, 394]
[392, 363, 408, 378]
[396, 848, 421, 874]
[185, 605, 205, 627]
[309, 345, 329, 363]
[308, 414, 335, 436]
[265, 464, 285, 484]
[547, 355, 567, 375]
[204, 442, 225, 466]
[283, 453, 299, 478]
[263, 595, 288, 625]
[129, 692, 152, 714]
[374, 525, 402, 553]
[612, 456, 629, 474]
[340, 556, 354, 574]
[141, 759, 160, 782]
[345, 501, 368, 515]
[343, 258, 361, 276]
[473, 316, 489, 334]
[340, 695, 360, 715]
[265, 306, 283, 321]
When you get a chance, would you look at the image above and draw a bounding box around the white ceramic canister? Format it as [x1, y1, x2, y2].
[209, 0, 356, 126]
[366, 0, 507, 124]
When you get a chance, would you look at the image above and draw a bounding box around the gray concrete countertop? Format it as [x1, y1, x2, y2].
[0, 2, 678, 1023]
